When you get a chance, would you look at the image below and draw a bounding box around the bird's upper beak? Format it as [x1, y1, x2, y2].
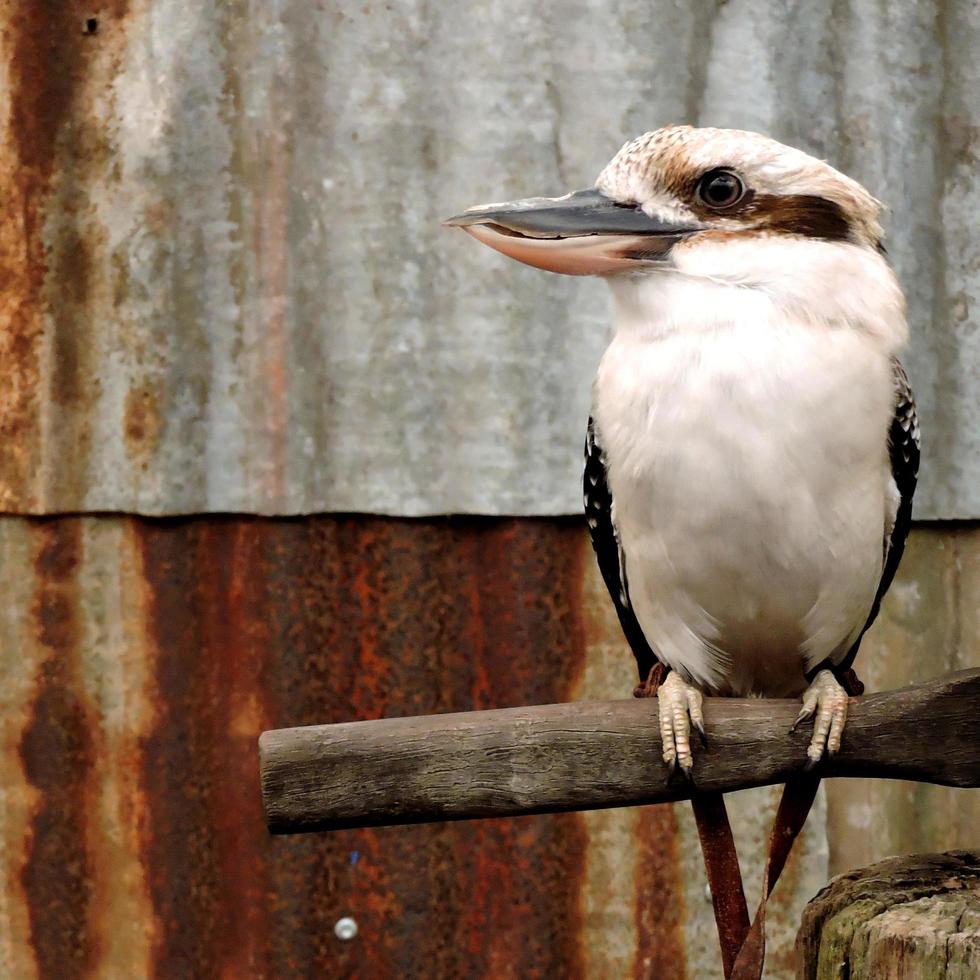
[444, 188, 704, 276]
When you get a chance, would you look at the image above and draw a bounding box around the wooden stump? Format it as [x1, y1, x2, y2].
[796, 851, 980, 979]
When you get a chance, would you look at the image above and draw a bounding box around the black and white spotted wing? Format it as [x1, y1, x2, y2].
[584, 417, 659, 682]
[839, 357, 920, 671]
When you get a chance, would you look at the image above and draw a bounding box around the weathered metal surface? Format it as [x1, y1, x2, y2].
[0, 13, 973, 980]
[0, 516, 596, 979]
[0, 0, 976, 519]
[0, 514, 851, 979]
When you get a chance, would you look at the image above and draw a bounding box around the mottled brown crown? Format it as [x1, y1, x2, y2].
[596, 125, 884, 249]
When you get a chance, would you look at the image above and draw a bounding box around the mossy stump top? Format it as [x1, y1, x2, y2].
[796, 851, 980, 979]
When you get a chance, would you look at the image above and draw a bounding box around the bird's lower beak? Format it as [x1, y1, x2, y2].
[444, 188, 703, 276]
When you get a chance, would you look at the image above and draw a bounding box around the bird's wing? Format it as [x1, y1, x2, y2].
[838, 357, 920, 672]
[584, 416, 659, 682]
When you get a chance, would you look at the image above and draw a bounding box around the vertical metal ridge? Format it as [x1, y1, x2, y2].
[633, 805, 687, 980]
[19, 522, 99, 977]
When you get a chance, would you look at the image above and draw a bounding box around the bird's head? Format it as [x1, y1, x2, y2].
[446, 125, 904, 338]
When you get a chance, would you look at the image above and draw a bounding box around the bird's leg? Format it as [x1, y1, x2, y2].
[657, 672, 706, 776]
[636, 666, 745, 971]
[633, 662, 668, 699]
[792, 668, 849, 769]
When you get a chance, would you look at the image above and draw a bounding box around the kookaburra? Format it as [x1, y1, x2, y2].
[446, 125, 919, 975]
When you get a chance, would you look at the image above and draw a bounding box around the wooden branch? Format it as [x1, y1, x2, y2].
[259, 669, 980, 835]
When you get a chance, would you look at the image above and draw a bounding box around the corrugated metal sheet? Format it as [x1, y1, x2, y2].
[0, 0, 976, 519]
[0, 515, 832, 979]
[0, 2, 977, 977]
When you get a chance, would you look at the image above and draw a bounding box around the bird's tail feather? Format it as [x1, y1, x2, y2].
[691, 793, 751, 978]
[691, 774, 822, 979]
[729, 775, 822, 980]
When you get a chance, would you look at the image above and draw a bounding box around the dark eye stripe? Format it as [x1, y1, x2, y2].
[685, 163, 857, 244]
[748, 194, 853, 242]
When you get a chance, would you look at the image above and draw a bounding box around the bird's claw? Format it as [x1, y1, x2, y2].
[793, 669, 848, 768]
[693, 715, 708, 747]
[790, 704, 814, 732]
[657, 672, 705, 778]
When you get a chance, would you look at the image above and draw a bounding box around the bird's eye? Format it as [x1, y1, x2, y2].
[696, 169, 745, 210]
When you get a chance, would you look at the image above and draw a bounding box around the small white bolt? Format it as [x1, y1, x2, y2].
[334, 917, 358, 941]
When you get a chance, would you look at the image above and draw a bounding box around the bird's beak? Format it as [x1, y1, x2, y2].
[443, 188, 704, 276]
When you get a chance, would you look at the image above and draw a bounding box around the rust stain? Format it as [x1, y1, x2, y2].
[0, 3, 78, 507]
[0, 524, 42, 978]
[123, 385, 163, 459]
[0, 510, 965, 975]
[0, 1, 130, 509]
[19, 520, 101, 978]
[633, 805, 687, 979]
[136, 517, 276, 979]
[77, 519, 160, 979]
[216, 521, 278, 976]
[124, 516, 593, 977]
[261, 517, 589, 979]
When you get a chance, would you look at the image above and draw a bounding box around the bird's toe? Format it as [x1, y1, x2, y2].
[799, 669, 849, 767]
[657, 673, 703, 776]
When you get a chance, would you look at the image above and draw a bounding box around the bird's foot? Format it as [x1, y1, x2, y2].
[657, 672, 705, 777]
[792, 669, 849, 770]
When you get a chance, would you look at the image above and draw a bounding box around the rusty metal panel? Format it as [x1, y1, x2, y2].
[0, 513, 848, 979]
[0, 516, 593, 979]
[0, 0, 976, 519]
[0, 516, 974, 978]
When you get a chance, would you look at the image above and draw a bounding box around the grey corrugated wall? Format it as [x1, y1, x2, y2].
[2, 0, 977, 519]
